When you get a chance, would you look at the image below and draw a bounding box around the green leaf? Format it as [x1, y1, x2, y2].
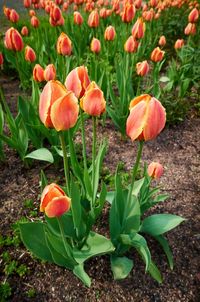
[40, 170, 48, 192]
[132, 177, 145, 197]
[106, 191, 115, 204]
[111, 256, 133, 280]
[148, 261, 162, 283]
[25, 148, 54, 163]
[159, 76, 170, 83]
[70, 179, 83, 237]
[45, 213, 76, 238]
[140, 214, 185, 236]
[73, 264, 91, 287]
[154, 235, 174, 270]
[19, 222, 53, 262]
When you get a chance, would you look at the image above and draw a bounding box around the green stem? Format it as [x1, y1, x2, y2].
[128, 141, 144, 203]
[59, 131, 70, 195]
[92, 116, 97, 204]
[80, 109, 87, 171]
[57, 217, 73, 258]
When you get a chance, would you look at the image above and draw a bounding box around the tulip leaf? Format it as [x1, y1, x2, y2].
[132, 177, 145, 197]
[147, 261, 162, 283]
[73, 264, 91, 287]
[111, 256, 133, 280]
[154, 235, 174, 270]
[19, 222, 53, 262]
[45, 213, 76, 238]
[25, 148, 54, 163]
[140, 214, 186, 236]
[106, 191, 115, 204]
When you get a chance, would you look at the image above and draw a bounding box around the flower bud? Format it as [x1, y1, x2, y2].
[131, 18, 146, 39]
[4, 27, 24, 52]
[74, 11, 83, 25]
[188, 8, 199, 22]
[21, 26, 29, 36]
[90, 38, 101, 54]
[124, 36, 139, 53]
[121, 4, 136, 23]
[65, 66, 90, 98]
[104, 25, 116, 41]
[44, 64, 56, 81]
[31, 16, 40, 27]
[148, 162, 163, 179]
[25, 46, 36, 62]
[151, 47, 165, 62]
[158, 35, 166, 47]
[136, 60, 150, 76]
[184, 23, 196, 35]
[88, 10, 99, 27]
[33, 64, 45, 82]
[24, 0, 31, 8]
[9, 9, 19, 23]
[0, 53, 4, 66]
[56, 33, 72, 56]
[174, 39, 184, 50]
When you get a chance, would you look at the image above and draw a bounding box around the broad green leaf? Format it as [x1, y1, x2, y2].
[132, 177, 145, 197]
[25, 148, 54, 163]
[123, 195, 140, 233]
[129, 233, 151, 271]
[70, 179, 82, 232]
[73, 264, 91, 287]
[148, 261, 162, 283]
[73, 232, 115, 264]
[111, 256, 133, 280]
[19, 222, 53, 262]
[159, 76, 170, 82]
[154, 235, 174, 270]
[45, 213, 76, 238]
[106, 191, 115, 204]
[140, 214, 185, 236]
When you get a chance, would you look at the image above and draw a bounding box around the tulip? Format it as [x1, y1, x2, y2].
[88, 10, 99, 27]
[124, 36, 139, 53]
[31, 16, 40, 27]
[0, 53, 3, 66]
[148, 162, 163, 179]
[131, 18, 146, 39]
[65, 66, 90, 98]
[56, 33, 72, 56]
[90, 38, 101, 54]
[39, 80, 79, 131]
[44, 64, 56, 81]
[136, 60, 150, 77]
[184, 23, 196, 35]
[151, 47, 165, 62]
[21, 26, 29, 36]
[80, 81, 106, 116]
[121, 4, 136, 23]
[188, 8, 199, 22]
[143, 9, 154, 21]
[9, 9, 19, 23]
[126, 94, 166, 141]
[25, 46, 36, 62]
[74, 11, 83, 25]
[33, 64, 45, 82]
[24, 0, 31, 8]
[29, 10, 36, 17]
[4, 27, 24, 52]
[3, 6, 11, 19]
[174, 39, 184, 50]
[40, 183, 71, 218]
[158, 35, 166, 47]
[104, 26, 116, 41]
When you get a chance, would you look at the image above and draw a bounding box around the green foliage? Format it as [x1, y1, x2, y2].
[0, 282, 12, 301]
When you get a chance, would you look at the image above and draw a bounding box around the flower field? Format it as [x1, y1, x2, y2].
[0, 0, 199, 301]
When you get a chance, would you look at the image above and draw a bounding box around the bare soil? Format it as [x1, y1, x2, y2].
[0, 74, 200, 302]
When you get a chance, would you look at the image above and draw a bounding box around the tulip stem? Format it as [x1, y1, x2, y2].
[57, 217, 74, 260]
[128, 141, 144, 203]
[80, 109, 87, 171]
[59, 131, 70, 195]
[92, 116, 97, 204]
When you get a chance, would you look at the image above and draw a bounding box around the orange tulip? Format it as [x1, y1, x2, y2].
[9, 9, 19, 23]
[80, 81, 106, 116]
[65, 66, 90, 98]
[104, 26, 116, 41]
[88, 10, 99, 27]
[31, 16, 40, 27]
[33, 64, 45, 82]
[21, 26, 29, 36]
[143, 9, 154, 21]
[188, 8, 199, 22]
[158, 35, 166, 47]
[184, 23, 196, 35]
[126, 94, 166, 141]
[74, 11, 83, 25]
[121, 4, 136, 23]
[136, 60, 150, 77]
[39, 80, 79, 131]
[4, 27, 24, 52]
[25, 46, 36, 62]
[174, 39, 184, 49]
[40, 183, 71, 218]
[150, 47, 165, 62]
[148, 162, 163, 179]
[3, 6, 11, 19]
[24, 0, 31, 8]
[124, 36, 139, 53]
[44, 64, 56, 81]
[56, 33, 72, 56]
[131, 18, 146, 39]
[29, 10, 36, 17]
[90, 38, 101, 54]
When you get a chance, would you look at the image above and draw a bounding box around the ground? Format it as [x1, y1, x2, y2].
[0, 74, 200, 301]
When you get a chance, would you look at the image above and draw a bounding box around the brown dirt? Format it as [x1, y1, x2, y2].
[0, 74, 200, 302]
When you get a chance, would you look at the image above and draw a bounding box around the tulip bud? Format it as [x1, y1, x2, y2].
[104, 25, 116, 41]
[90, 38, 101, 54]
[29, 10, 36, 17]
[124, 36, 139, 53]
[56, 33, 72, 56]
[24, 0, 31, 8]
[31, 16, 40, 27]
[148, 162, 163, 179]
[3, 6, 11, 19]
[150, 47, 165, 62]
[74, 11, 83, 25]
[174, 39, 184, 50]
[21, 26, 29, 36]
[9, 9, 19, 23]
[158, 35, 166, 47]
[65, 66, 90, 98]
[33, 64, 45, 82]
[40, 183, 71, 218]
[131, 18, 146, 39]
[44, 64, 56, 81]
[121, 4, 136, 23]
[136, 60, 150, 77]
[88, 10, 99, 27]
[25, 46, 36, 62]
[126, 94, 166, 141]
[0, 53, 4, 66]
[184, 23, 196, 35]
[4, 27, 24, 52]
[188, 8, 199, 22]
[80, 81, 106, 116]
[39, 80, 79, 131]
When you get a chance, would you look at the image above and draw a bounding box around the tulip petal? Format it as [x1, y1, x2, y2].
[45, 196, 71, 218]
[126, 101, 147, 141]
[51, 91, 79, 131]
[81, 88, 106, 116]
[65, 69, 82, 98]
[143, 98, 166, 140]
[40, 183, 65, 212]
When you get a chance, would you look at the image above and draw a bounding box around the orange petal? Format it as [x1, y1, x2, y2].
[80, 87, 106, 116]
[45, 196, 71, 218]
[40, 183, 65, 212]
[129, 94, 151, 110]
[50, 91, 79, 131]
[65, 68, 82, 98]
